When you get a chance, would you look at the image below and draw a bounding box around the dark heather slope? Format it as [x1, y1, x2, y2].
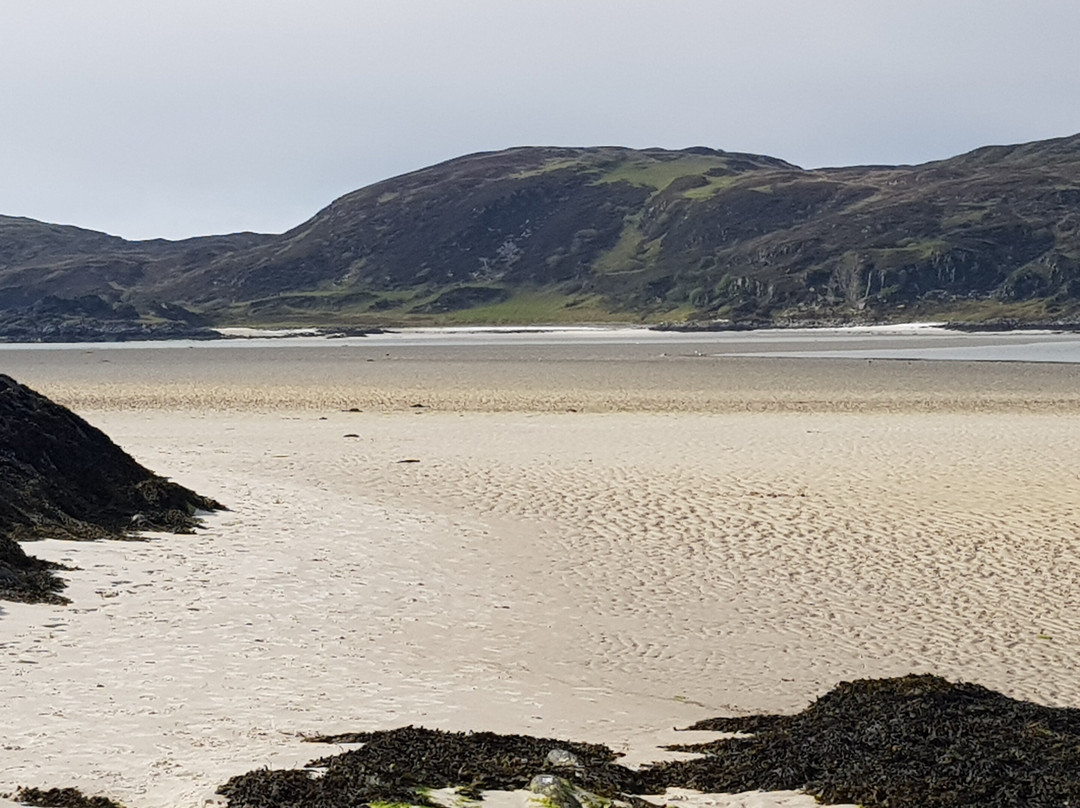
[0, 216, 265, 340]
[146, 146, 794, 306]
[2, 136, 1080, 327]
[0, 375, 223, 604]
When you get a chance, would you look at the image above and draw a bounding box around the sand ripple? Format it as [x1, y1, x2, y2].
[2, 406, 1080, 807]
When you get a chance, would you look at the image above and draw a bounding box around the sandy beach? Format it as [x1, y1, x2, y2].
[3, 333, 1080, 808]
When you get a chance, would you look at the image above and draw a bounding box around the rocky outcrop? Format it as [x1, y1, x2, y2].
[0, 375, 224, 603]
[0, 295, 220, 342]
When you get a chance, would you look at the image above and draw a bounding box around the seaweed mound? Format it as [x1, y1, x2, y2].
[217, 725, 647, 808]
[646, 674, 1080, 807]
[6, 787, 124, 808]
[0, 535, 68, 604]
[215, 677, 1080, 808]
[0, 374, 224, 603]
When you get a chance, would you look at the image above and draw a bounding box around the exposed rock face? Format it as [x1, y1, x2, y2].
[0, 375, 223, 603]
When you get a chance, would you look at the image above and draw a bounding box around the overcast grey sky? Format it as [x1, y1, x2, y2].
[4, 1, 1080, 240]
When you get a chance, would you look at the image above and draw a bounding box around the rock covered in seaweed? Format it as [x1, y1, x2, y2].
[0, 534, 69, 604]
[0, 374, 224, 603]
[528, 774, 606, 808]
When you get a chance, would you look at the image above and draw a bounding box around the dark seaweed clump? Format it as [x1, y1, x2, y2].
[217, 677, 1080, 808]
[0, 374, 225, 603]
[7, 787, 125, 808]
[0, 535, 70, 604]
[644, 674, 1080, 807]
[218, 725, 648, 808]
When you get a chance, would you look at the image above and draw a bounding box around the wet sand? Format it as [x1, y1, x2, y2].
[5, 335, 1080, 412]
[2, 339, 1080, 807]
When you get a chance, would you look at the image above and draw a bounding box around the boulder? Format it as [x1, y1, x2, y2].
[545, 749, 582, 769]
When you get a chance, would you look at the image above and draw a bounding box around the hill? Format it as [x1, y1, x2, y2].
[3, 136, 1080, 332]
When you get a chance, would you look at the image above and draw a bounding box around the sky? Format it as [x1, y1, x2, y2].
[4, 1, 1080, 241]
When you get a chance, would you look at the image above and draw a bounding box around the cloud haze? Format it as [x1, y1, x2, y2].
[4, 0, 1080, 239]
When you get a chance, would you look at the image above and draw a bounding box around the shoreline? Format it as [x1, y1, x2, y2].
[4, 317, 1080, 350]
[0, 319, 1076, 348]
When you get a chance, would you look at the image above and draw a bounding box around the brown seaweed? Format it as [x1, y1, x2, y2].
[218, 725, 646, 807]
[644, 674, 1080, 806]
[217, 676, 1080, 808]
[0, 374, 224, 604]
[7, 787, 124, 808]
